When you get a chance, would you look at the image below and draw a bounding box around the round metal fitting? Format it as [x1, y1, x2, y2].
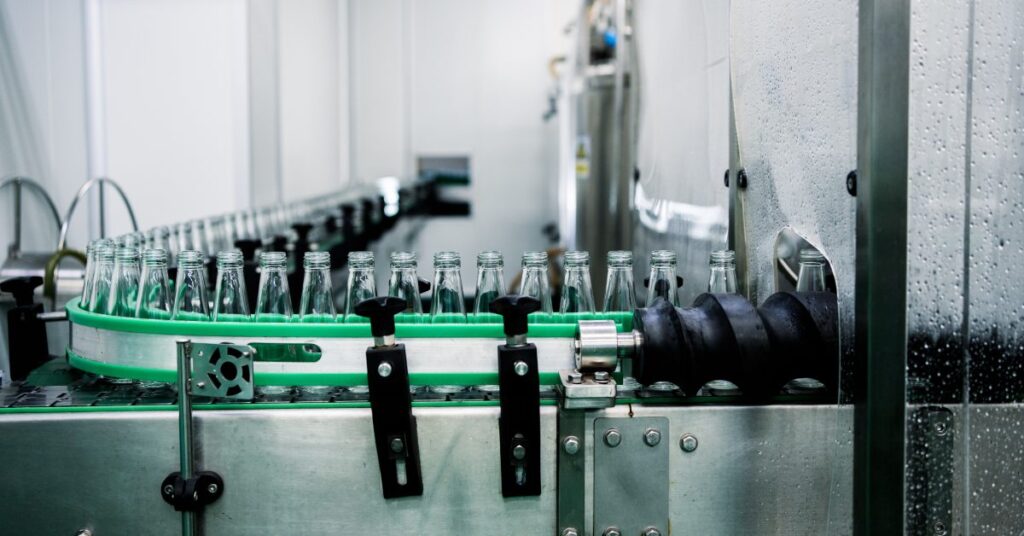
[594, 371, 610, 383]
[574, 320, 621, 372]
[602, 527, 622, 536]
[512, 444, 527, 461]
[603, 429, 622, 448]
[643, 527, 662, 536]
[934, 521, 948, 536]
[644, 428, 662, 447]
[679, 433, 699, 453]
[377, 361, 393, 378]
[562, 529, 579, 536]
[562, 436, 581, 455]
[390, 437, 405, 453]
[163, 484, 174, 496]
[207, 483, 219, 495]
[513, 360, 529, 376]
[846, 170, 857, 196]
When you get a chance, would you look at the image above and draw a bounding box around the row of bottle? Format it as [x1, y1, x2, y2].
[79, 240, 827, 322]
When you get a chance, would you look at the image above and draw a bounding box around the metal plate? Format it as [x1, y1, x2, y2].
[191, 343, 255, 400]
[593, 416, 670, 535]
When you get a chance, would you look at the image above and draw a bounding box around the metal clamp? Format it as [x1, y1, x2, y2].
[366, 343, 424, 498]
[497, 343, 542, 496]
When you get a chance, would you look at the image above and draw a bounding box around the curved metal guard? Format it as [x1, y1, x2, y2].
[0, 176, 63, 256]
[57, 177, 139, 251]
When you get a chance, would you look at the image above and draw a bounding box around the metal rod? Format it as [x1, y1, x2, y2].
[176, 339, 195, 536]
[13, 177, 21, 255]
[853, 0, 911, 534]
[0, 176, 64, 254]
[57, 177, 139, 251]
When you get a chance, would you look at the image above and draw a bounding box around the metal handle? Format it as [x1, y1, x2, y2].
[0, 176, 63, 257]
[57, 177, 139, 251]
[43, 248, 87, 311]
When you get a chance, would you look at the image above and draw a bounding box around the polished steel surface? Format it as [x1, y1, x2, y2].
[593, 416, 669, 536]
[558, 370, 617, 410]
[574, 320, 619, 372]
[57, 177, 139, 251]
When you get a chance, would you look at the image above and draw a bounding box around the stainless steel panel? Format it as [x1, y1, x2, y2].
[593, 416, 669, 536]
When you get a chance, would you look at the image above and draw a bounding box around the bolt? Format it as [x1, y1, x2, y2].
[390, 437, 405, 453]
[643, 528, 662, 536]
[207, 483, 219, 495]
[644, 428, 662, 447]
[934, 521, 948, 536]
[377, 361, 392, 378]
[512, 444, 527, 461]
[163, 484, 174, 496]
[514, 361, 529, 376]
[195, 381, 206, 389]
[568, 371, 583, 384]
[604, 428, 622, 448]
[594, 371, 610, 383]
[562, 529, 579, 536]
[562, 436, 581, 455]
[680, 433, 699, 452]
[737, 168, 748, 189]
[602, 527, 622, 536]
[846, 170, 857, 196]
[934, 421, 949, 436]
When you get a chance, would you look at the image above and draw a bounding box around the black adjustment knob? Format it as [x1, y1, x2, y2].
[355, 297, 408, 338]
[0, 276, 43, 307]
[291, 222, 313, 240]
[489, 295, 541, 338]
[234, 239, 261, 262]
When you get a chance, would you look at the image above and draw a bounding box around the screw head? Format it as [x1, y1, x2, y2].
[604, 429, 622, 448]
[934, 421, 949, 436]
[644, 428, 662, 447]
[195, 381, 206, 389]
[207, 483, 219, 495]
[162, 484, 174, 496]
[934, 521, 948, 536]
[680, 433, 699, 452]
[737, 168, 748, 189]
[568, 371, 583, 384]
[593, 371, 610, 383]
[603, 527, 622, 536]
[514, 361, 529, 376]
[562, 436, 581, 455]
[643, 528, 662, 536]
[512, 444, 527, 460]
[562, 529, 579, 536]
[390, 437, 405, 453]
[377, 361, 393, 378]
[846, 170, 857, 196]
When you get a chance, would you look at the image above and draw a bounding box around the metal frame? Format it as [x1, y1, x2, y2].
[57, 177, 139, 250]
[853, 0, 911, 534]
[0, 176, 63, 257]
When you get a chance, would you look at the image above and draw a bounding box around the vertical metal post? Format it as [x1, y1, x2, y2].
[11, 177, 21, 257]
[853, 0, 911, 534]
[176, 339, 195, 536]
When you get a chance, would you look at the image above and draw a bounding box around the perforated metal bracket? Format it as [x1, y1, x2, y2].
[190, 343, 255, 400]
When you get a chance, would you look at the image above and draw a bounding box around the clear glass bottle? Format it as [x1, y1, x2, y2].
[148, 226, 174, 265]
[796, 249, 827, 292]
[560, 251, 596, 313]
[172, 250, 211, 321]
[603, 250, 636, 312]
[213, 250, 250, 321]
[708, 250, 738, 293]
[177, 222, 194, 253]
[388, 251, 422, 316]
[136, 248, 172, 319]
[87, 243, 116, 314]
[80, 238, 114, 310]
[647, 250, 680, 306]
[430, 251, 466, 322]
[473, 251, 505, 319]
[106, 245, 141, 317]
[520, 251, 553, 314]
[345, 251, 376, 321]
[299, 251, 336, 322]
[255, 251, 292, 321]
[192, 219, 210, 255]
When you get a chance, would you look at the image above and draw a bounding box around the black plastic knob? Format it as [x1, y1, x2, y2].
[291, 222, 313, 241]
[234, 239, 261, 262]
[489, 295, 541, 338]
[355, 296, 408, 338]
[0, 276, 43, 307]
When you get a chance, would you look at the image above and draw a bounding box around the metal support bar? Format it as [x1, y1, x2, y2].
[853, 0, 911, 534]
[177, 339, 196, 536]
[557, 409, 586, 536]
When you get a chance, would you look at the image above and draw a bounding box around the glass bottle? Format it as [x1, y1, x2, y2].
[87, 243, 116, 314]
[796, 249, 827, 292]
[80, 238, 114, 310]
[388, 251, 422, 319]
[430, 251, 466, 322]
[213, 250, 250, 321]
[646, 250, 680, 306]
[344, 251, 376, 321]
[299, 251, 336, 322]
[603, 250, 636, 312]
[473, 251, 505, 321]
[708, 250, 738, 293]
[255, 251, 292, 321]
[520, 251, 553, 315]
[107, 245, 141, 316]
[172, 250, 211, 321]
[177, 222, 194, 253]
[136, 248, 172, 319]
[148, 226, 174, 265]
[560, 251, 596, 313]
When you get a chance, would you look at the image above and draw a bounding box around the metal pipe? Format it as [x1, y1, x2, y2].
[57, 177, 139, 251]
[176, 339, 195, 536]
[0, 176, 64, 255]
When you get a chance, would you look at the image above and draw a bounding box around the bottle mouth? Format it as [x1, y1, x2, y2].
[650, 249, 677, 266]
[522, 251, 548, 267]
[476, 250, 503, 268]
[390, 251, 417, 268]
[143, 248, 168, 265]
[607, 250, 633, 267]
[93, 245, 116, 263]
[710, 249, 736, 265]
[304, 251, 331, 269]
[216, 250, 244, 268]
[178, 249, 205, 268]
[115, 245, 140, 262]
[564, 250, 590, 266]
[348, 250, 374, 268]
[259, 251, 287, 268]
[799, 248, 825, 264]
[433, 251, 461, 268]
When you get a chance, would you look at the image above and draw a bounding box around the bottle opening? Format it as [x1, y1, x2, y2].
[348, 250, 374, 268]
[217, 250, 244, 268]
[522, 251, 548, 267]
[303, 251, 331, 269]
[564, 250, 590, 266]
[259, 251, 287, 268]
[477, 250, 503, 268]
[650, 249, 677, 266]
[607, 250, 633, 267]
[143, 248, 168, 266]
[433, 251, 461, 268]
[390, 251, 417, 268]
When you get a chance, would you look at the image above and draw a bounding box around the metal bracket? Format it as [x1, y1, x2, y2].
[497, 343, 542, 496]
[557, 409, 586, 536]
[558, 369, 617, 409]
[160, 471, 224, 512]
[190, 343, 255, 399]
[906, 406, 954, 536]
[593, 417, 669, 536]
[366, 343, 424, 498]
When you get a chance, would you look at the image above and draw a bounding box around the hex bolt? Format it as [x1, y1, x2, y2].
[568, 371, 583, 384]
[679, 433, 699, 453]
[562, 436, 581, 455]
[644, 428, 662, 447]
[377, 361, 393, 378]
[390, 437, 405, 453]
[643, 528, 662, 536]
[207, 483, 219, 495]
[604, 428, 622, 448]
[514, 360, 529, 376]
[594, 371, 610, 383]
[602, 527, 622, 536]
[561, 529, 579, 536]
[512, 444, 527, 461]
[163, 484, 174, 496]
